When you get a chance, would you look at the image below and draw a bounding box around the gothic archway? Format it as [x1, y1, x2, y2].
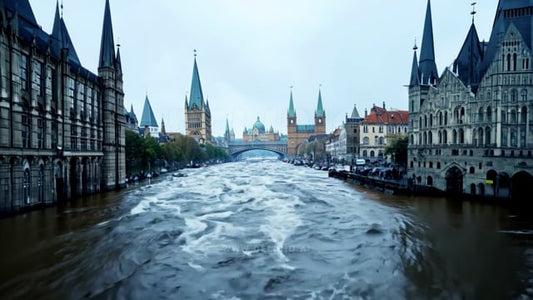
[446, 166, 463, 195]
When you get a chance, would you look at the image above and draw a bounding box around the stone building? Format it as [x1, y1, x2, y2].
[360, 103, 408, 162]
[0, 0, 125, 214]
[408, 0, 533, 199]
[344, 105, 364, 163]
[184, 55, 212, 144]
[243, 117, 280, 142]
[287, 89, 326, 156]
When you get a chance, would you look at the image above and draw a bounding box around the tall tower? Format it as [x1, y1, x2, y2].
[418, 0, 439, 86]
[184, 52, 211, 144]
[98, 0, 125, 189]
[314, 89, 326, 134]
[287, 88, 297, 134]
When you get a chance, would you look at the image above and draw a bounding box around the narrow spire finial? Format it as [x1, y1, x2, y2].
[471, 2, 477, 23]
[194, 49, 197, 58]
[413, 37, 418, 51]
[117, 37, 121, 49]
[60, 0, 64, 18]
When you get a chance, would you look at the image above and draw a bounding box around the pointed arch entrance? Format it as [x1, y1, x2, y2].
[446, 166, 463, 195]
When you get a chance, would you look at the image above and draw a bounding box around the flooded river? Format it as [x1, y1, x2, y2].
[1, 158, 532, 299]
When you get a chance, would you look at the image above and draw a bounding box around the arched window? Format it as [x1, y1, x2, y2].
[501, 110, 507, 123]
[427, 176, 433, 186]
[511, 89, 518, 102]
[485, 127, 491, 146]
[23, 169, 31, 204]
[443, 130, 448, 144]
[521, 89, 528, 102]
[423, 132, 427, 145]
[511, 129, 517, 147]
[510, 110, 517, 123]
[513, 53, 517, 71]
[460, 107, 465, 124]
[379, 137, 384, 145]
[363, 150, 368, 157]
[507, 53, 511, 71]
[439, 112, 443, 125]
[479, 107, 484, 122]
[521, 106, 527, 124]
[503, 90, 508, 103]
[459, 129, 465, 144]
[370, 151, 375, 157]
[487, 106, 492, 122]
[428, 132, 433, 144]
[478, 127, 484, 146]
[453, 130, 458, 144]
[429, 114, 433, 127]
[438, 131, 442, 144]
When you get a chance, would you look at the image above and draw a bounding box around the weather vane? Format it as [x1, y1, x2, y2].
[471, 2, 477, 23]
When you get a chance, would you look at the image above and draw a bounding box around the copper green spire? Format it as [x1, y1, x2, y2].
[288, 88, 295, 118]
[316, 89, 324, 118]
[188, 52, 204, 111]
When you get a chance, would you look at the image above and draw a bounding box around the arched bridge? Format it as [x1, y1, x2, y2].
[228, 141, 287, 158]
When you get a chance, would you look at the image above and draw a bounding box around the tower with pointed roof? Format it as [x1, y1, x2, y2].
[140, 95, 159, 137]
[184, 53, 212, 144]
[0, 0, 126, 214]
[286, 88, 327, 156]
[99, 0, 125, 190]
[407, 0, 533, 200]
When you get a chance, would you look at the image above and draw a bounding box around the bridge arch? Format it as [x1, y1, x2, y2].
[228, 141, 287, 159]
[231, 148, 286, 159]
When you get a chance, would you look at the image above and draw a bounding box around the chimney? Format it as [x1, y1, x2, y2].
[383, 101, 386, 110]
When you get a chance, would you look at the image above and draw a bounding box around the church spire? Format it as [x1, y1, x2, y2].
[316, 88, 325, 118]
[188, 51, 204, 111]
[99, 0, 115, 69]
[419, 0, 438, 85]
[410, 41, 420, 86]
[115, 44, 123, 77]
[288, 87, 296, 118]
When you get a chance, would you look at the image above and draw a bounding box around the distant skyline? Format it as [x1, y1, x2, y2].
[29, 0, 497, 138]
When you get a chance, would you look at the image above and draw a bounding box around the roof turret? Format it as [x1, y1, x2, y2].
[99, 0, 116, 69]
[140, 96, 158, 128]
[351, 104, 361, 118]
[410, 42, 420, 86]
[419, 0, 439, 85]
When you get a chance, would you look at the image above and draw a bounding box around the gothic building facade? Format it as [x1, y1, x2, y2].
[287, 89, 326, 156]
[408, 0, 533, 200]
[0, 0, 125, 214]
[184, 55, 212, 144]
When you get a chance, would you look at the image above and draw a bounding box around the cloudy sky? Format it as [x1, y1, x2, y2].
[29, 0, 498, 138]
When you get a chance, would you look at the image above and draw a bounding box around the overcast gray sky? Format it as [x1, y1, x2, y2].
[29, 0, 497, 138]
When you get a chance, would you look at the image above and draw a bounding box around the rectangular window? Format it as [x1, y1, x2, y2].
[32, 61, 42, 97]
[46, 67, 53, 108]
[21, 114, 30, 148]
[20, 54, 29, 90]
[67, 77, 75, 115]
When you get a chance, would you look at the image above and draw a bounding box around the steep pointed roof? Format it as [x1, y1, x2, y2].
[116, 47, 123, 76]
[51, 2, 81, 65]
[140, 96, 158, 127]
[316, 89, 325, 118]
[453, 23, 483, 91]
[410, 45, 420, 86]
[99, 0, 116, 69]
[480, 0, 533, 78]
[351, 105, 361, 118]
[188, 57, 204, 111]
[288, 90, 296, 118]
[419, 0, 439, 85]
[5, 0, 37, 26]
[205, 98, 211, 114]
[225, 118, 230, 135]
